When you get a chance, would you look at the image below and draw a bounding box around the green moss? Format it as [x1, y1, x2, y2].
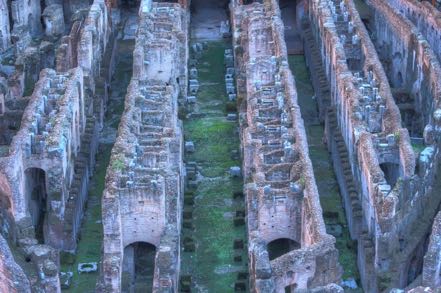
[60, 144, 112, 292]
[192, 41, 230, 115]
[181, 40, 247, 291]
[185, 118, 239, 178]
[111, 154, 125, 171]
[412, 143, 425, 154]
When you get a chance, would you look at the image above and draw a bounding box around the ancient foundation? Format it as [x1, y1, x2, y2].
[0, 0, 440, 292]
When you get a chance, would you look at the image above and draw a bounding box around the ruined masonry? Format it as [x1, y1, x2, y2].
[0, 0, 439, 292]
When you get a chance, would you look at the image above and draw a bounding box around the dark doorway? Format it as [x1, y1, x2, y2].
[379, 162, 400, 188]
[122, 242, 156, 293]
[121, 0, 141, 8]
[279, 0, 303, 54]
[243, 0, 263, 4]
[24, 168, 47, 243]
[267, 238, 300, 261]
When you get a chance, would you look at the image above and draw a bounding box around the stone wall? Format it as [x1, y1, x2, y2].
[367, 0, 441, 287]
[0, 68, 86, 245]
[422, 211, 441, 289]
[100, 1, 188, 292]
[387, 0, 441, 63]
[309, 0, 441, 290]
[0, 0, 125, 290]
[231, 0, 342, 291]
[0, 234, 31, 293]
[0, 0, 11, 52]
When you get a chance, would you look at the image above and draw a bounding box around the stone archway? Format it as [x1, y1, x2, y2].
[122, 241, 157, 293]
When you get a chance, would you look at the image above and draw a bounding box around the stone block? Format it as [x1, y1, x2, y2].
[60, 271, 73, 289]
[227, 113, 238, 121]
[230, 166, 241, 177]
[186, 96, 197, 104]
[185, 141, 195, 153]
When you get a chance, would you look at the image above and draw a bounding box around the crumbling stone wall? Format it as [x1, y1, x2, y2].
[388, 0, 441, 63]
[10, 0, 42, 51]
[309, 0, 441, 290]
[422, 212, 441, 289]
[368, 0, 441, 138]
[0, 0, 116, 290]
[0, 0, 11, 52]
[367, 0, 441, 287]
[0, 68, 86, 247]
[76, 0, 113, 126]
[231, 0, 342, 291]
[0, 234, 31, 293]
[0, 67, 90, 291]
[100, 1, 188, 292]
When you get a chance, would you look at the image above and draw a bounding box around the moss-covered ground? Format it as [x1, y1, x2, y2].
[288, 55, 361, 289]
[60, 38, 134, 292]
[180, 41, 248, 292]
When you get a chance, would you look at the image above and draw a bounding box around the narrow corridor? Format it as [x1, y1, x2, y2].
[60, 8, 138, 291]
[179, 41, 248, 292]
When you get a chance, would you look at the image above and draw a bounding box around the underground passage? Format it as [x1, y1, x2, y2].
[0, 0, 440, 292]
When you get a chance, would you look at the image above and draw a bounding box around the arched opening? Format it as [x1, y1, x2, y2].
[379, 162, 400, 188]
[397, 71, 403, 87]
[122, 242, 156, 293]
[279, 0, 303, 54]
[406, 254, 423, 286]
[40, 0, 46, 32]
[267, 238, 300, 261]
[24, 168, 47, 243]
[285, 283, 298, 293]
[7, 0, 13, 32]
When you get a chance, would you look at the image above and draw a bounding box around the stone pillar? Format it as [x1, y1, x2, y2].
[0, 0, 11, 52]
[42, 4, 65, 38]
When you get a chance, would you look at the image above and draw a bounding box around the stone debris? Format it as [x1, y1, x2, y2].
[185, 141, 195, 153]
[60, 271, 73, 289]
[229, 166, 242, 177]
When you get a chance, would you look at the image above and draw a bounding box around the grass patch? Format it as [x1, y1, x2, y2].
[412, 143, 426, 154]
[185, 118, 239, 177]
[60, 144, 112, 292]
[181, 40, 247, 291]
